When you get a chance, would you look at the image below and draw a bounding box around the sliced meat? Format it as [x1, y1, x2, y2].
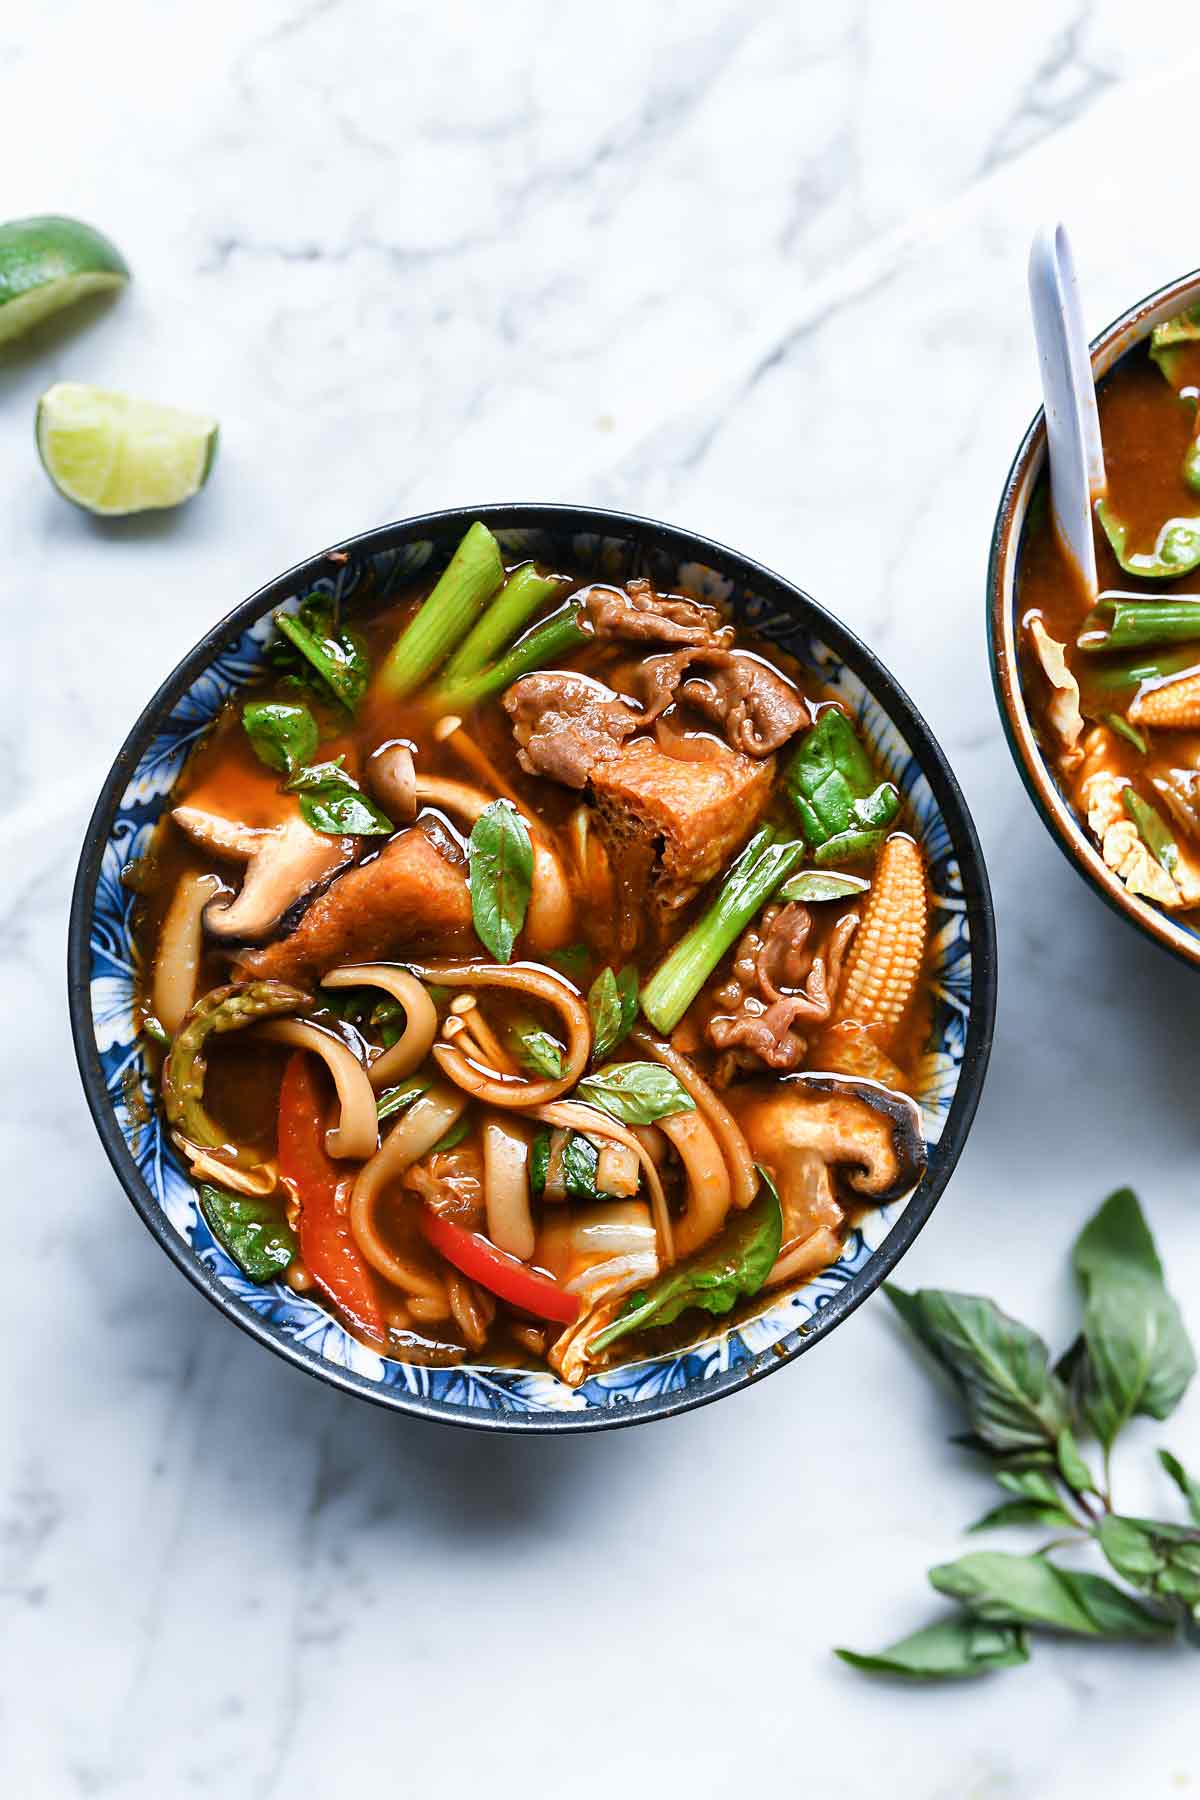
[581, 577, 733, 648]
[503, 672, 641, 789]
[707, 904, 859, 1081]
[236, 822, 472, 984]
[678, 651, 809, 755]
[637, 648, 808, 755]
[590, 739, 774, 946]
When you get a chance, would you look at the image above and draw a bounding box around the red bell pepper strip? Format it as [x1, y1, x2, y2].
[277, 1051, 386, 1344]
[419, 1208, 580, 1324]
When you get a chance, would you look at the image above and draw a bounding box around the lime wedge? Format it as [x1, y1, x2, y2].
[0, 216, 128, 347]
[36, 382, 219, 515]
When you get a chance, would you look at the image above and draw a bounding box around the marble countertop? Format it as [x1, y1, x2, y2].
[4, 5, 1200, 1795]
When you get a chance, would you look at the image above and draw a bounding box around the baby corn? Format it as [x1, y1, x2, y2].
[1127, 671, 1200, 730]
[832, 835, 927, 1048]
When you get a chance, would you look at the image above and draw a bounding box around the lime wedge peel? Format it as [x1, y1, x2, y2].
[0, 215, 129, 347]
[36, 383, 219, 516]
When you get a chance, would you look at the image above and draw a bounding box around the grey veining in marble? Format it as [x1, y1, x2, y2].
[3, 5, 1200, 1796]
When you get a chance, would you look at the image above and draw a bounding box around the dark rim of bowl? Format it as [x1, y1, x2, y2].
[68, 502, 997, 1433]
[987, 266, 1200, 970]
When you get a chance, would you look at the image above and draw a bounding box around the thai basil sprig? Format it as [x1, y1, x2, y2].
[837, 1189, 1198, 1679]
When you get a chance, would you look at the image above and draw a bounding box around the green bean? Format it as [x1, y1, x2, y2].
[1077, 595, 1200, 653]
[1090, 645, 1200, 694]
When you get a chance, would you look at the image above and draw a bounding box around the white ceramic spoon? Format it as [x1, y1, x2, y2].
[1028, 222, 1107, 603]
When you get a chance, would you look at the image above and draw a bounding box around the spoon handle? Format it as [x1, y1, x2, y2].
[1028, 222, 1106, 601]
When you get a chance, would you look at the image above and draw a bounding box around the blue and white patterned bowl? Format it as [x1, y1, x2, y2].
[68, 505, 996, 1432]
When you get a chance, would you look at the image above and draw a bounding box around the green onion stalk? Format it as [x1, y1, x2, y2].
[1077, 595, 1200, 654]
[1090, 645, 1200, 695]
[432, 601, 590, 713]
[378, 521, 505, 698]
[440, 565, 568, 683]
[639, 827, 806, 1034]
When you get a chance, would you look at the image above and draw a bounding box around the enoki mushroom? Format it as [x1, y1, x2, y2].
[414, 961, 590, 1107]
[631, 1024, 757, 1209]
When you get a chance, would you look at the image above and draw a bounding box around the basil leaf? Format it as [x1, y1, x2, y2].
[1071, 1188, 1196, 1448]
[376, 1074, 432, 1124]
[951, 1433, 1056, 1463]
[527, 1129, 599, 1201]
[575, 1060, 695, 1126]
[812, 827, 886, 867]
[321, 989, 406, 1048]
[1160, 1450, 1200, 1525]
[778, 869, 871, 905]
[967, 1499, 1076, 1534]
[547, 943, 590, 981]
[468, 799, 533, 964]
[432, 1114, 472, 1154]
[198, 1181, 296, 1283]
[271, 596, 370, 710]
[507, 1015, 563, 1079]
[929, 1551, 1171, 1639]
[588, 965, 639, 1062]
[1097, 1516, 1200, 1621]
[885, 1285, 1071, 1455]
[529, 1129, 551, 1198]
[299, 787, 393, 837]
[284, 756, 348, 789]
[371, 997, 406, 1048]
[588, 1172, 781, 1354]
[560, 1132, 601, 1201]
[835, 1617, 1030, 1680]
[242, 698, 319, 777]
[1056, 1428, 1098, 1496]
[995, 1469, 1065, 1507]
[782, 709, 900, 847]
[284, 759, 393, 837]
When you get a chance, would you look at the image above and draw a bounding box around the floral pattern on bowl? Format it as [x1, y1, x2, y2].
[70, 507, 995, 1431]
